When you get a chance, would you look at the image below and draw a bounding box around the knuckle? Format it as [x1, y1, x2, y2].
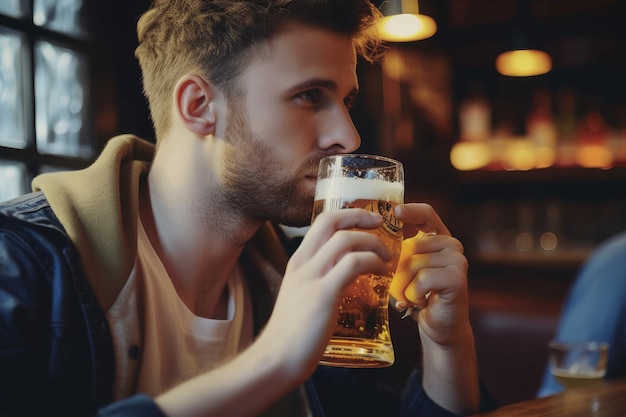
[442, 236, 464, 254]
[451, 237, 465, 254]
[331, 229, 351, 244]
[458, 255, 469, 272]
[451, 250, 469, 272]
[446, 262, 468, 283]
[416, 268, 429, 284]
[339, 253, 364, 272]
[314, 210, 338, 227]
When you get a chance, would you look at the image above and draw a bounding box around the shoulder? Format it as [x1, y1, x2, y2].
[0, 193, 63, 342]
[579, 231, 626, 280]
[0, 191, 72, 286]
[1, 191, 59, 226]
[0, 191, 83, 349]
[592, 232, 626, 263]
[565, 231, 626, 305]
[0, 191, 69, 243]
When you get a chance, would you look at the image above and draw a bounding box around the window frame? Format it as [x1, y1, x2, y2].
[0, 1, 110, 197]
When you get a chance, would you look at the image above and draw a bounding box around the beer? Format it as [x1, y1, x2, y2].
[312, 176, 403, 367]
[548, 341, 609, 390]
[552, 369, 605, 389]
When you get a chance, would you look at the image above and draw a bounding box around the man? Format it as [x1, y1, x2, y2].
[0, 1, 482, 416]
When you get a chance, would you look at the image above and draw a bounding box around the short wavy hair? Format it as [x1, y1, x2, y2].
[135, 0, 384, 140]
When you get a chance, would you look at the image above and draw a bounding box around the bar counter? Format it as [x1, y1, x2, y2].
[471, 379, 626, 417]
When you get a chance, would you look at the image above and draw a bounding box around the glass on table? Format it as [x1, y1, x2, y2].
[549, 340, 609, 390]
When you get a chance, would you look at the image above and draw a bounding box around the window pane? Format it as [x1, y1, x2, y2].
[0, 29, 28, 148]
[39, 164, 73, 174]
[0, 0, 26, 18]
[34, 40, 93, 158]
[33, 0, 86, 37]
[0, 160, 28, 201]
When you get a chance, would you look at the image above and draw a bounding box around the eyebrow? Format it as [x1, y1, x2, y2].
[290, 78, 359, 103]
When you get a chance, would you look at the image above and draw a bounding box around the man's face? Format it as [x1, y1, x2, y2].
[219, 22, 362, 227]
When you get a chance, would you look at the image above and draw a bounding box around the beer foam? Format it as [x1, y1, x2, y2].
[314, 177, 404, 203]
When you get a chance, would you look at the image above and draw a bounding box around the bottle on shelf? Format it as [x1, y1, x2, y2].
[575, 94, 613, 169]
[526, 88, 557, 169]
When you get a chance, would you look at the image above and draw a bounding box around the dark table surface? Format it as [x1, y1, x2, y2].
[471, 379, 626, 417]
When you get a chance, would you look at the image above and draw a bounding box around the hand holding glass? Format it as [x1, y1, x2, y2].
[311, 154, 404, 368]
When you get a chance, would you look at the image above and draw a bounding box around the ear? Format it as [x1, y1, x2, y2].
[174, 74, 219, 136]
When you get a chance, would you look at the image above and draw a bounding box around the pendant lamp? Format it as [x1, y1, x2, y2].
[378, 0, 437, 42]
[495, 0, 552, 77]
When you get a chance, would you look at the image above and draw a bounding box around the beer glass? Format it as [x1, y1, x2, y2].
[312, 154, 404, 368]
[549, 340, 609, 390]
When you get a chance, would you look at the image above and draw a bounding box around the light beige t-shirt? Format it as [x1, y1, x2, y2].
[106, 219, 254, 399]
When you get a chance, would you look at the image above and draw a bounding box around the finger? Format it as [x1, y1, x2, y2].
[402, 270, 435, 309]
[394, 203, 450, 238]
[323, 252, 391, 295]
[390, 239, 466, 308]
[296, 209, 383, 260]
[287, 229, 393, 279]
[309, 229, 391, 277]
[392, 235, 448, 301]
[390, 252, 439, 308]
[398, 234, 464, 266]
[402, 266, 466, 307]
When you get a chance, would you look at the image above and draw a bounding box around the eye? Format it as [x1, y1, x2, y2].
[344, 90, 359, 111]
[344, 96, 356, 111]
[296, 89, 323, 107]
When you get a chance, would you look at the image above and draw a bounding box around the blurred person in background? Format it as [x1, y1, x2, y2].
[538, 231, 626, 397]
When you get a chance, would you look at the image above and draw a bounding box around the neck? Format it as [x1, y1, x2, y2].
[139, 167, 260, 318]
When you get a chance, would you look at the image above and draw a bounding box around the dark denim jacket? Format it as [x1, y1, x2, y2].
[0, 192, 467, 417]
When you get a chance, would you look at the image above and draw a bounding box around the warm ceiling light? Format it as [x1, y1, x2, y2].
[495, 0, 552, 77]
[495, 49, 553, 77]
[378, 0, 437, 42]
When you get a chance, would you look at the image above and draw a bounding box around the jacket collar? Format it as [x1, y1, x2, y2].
[32, 134, 290, 314]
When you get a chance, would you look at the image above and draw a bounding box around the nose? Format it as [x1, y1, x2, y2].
[318, 106, 361, 153]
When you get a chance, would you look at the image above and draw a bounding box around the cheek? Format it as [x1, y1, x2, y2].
[244, 94, 318, 155]
[262, 117, 317, 154]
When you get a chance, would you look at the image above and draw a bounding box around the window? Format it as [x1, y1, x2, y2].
[0, 0, 104, 200]
[0, 159, 27, 201]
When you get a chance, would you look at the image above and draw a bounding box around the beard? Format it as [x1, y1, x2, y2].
[219, 104, 323, 227]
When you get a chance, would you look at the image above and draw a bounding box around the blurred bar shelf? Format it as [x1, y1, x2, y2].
[455, 166, 626, 186]
[470, 248, 591, 268]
